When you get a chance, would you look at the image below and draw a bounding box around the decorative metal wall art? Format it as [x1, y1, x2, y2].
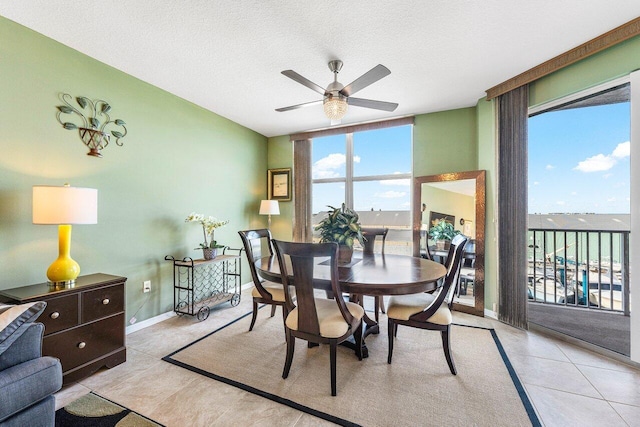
[55, 93, 128, 157]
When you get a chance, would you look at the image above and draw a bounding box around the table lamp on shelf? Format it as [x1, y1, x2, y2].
[259, 200, 280, 230]
[32, 184, 98, 288]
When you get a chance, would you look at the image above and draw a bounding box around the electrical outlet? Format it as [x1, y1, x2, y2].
[143, 280, 151, 293]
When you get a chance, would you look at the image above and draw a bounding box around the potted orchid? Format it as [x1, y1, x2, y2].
[185, 212, 229, 260]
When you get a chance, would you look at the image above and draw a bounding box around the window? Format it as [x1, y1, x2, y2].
[311, 124, 412, 254]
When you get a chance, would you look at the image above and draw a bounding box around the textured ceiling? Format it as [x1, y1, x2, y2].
[2, 1, 640, 137]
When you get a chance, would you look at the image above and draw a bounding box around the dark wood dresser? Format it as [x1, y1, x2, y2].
[0, 273, 127, 385]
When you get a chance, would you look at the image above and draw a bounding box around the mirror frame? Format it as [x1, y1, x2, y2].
[413, 170, 486, 317]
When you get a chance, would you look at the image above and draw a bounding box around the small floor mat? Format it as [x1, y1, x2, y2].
[55, 392, 164, 427]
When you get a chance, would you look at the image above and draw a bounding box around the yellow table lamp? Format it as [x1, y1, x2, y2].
[32, 184, 98, 287]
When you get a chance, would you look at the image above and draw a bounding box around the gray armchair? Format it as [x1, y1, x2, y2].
[0, 322, 63, 427]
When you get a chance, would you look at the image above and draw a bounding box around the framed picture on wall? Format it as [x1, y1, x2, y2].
[268, 168, 291, 201]
[429, 211, 455, 227]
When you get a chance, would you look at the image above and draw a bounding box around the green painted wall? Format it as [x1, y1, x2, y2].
[476, 97, 497, 313]
[0, 17, 268, 324]
[420, 186, 475, 235]
[413, 108, 477, 176]
[266, 135, 293, 241]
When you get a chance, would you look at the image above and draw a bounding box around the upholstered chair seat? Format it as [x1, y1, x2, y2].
[251, 281, 287, 302]
[387, 292, 452, 325]
[286, 298, 364, 338]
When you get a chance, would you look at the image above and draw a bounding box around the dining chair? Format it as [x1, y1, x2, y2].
[459, 239, 476, 296]
[361, 227, 389, 322]
[386, 234, 468, 374]
[272, 239, 364, 396]
[238, 229, 288, 332]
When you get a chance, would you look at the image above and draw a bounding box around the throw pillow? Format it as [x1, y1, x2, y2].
[0, 301, 47, 355]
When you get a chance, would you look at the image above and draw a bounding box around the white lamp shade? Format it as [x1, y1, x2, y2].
[33, 185, 98, 224]
[259, 200, 280, 215]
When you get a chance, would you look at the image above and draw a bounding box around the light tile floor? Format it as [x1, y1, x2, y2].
[54, 289, 640, 426]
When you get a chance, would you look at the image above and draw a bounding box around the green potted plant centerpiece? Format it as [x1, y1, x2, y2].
[428, 219, 461, 250]
[315, 204, 365, 264]
[185, 212, 229, 260]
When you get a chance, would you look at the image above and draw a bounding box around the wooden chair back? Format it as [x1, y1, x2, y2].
[361, 227, 389, 255]
[462, 239, 476, 268]
[272, 240, 355, 336]
[238, 229, 274, 300]
[411, 234, 468, 322]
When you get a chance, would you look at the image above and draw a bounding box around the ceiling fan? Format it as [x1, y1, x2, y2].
[275, 60, 398, 122]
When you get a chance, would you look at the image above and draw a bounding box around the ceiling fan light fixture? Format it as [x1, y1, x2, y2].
[323, 94, 348, 120]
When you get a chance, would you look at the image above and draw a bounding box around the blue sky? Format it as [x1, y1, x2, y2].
[528, 102, 630, 214]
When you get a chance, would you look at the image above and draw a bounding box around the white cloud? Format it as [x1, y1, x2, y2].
[571, 191, 577, 196]
[612, 141, 630, 158]
[312, 153, 352, 179]
[374, 191, 407, 199]
[380, 178, 410, 186]
[574, 141, 630, 173]
[574, 154, 616, 172]
[534, 181, 539, 186]
[607, 197, 617, 202]
[546, 164, 555, 170]
[312, 154, 362, 179]
[556, 201, 566, 206]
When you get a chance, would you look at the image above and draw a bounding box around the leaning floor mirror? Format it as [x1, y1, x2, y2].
[413, 170, 485, 316]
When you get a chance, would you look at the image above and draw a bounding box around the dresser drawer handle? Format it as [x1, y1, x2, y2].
[78, 342, 86, 349]
[102, 298, 110, 305]
[50, 312, 60, 319]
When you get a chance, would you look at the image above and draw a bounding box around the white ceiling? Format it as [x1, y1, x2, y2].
[2, 1, 640, 137]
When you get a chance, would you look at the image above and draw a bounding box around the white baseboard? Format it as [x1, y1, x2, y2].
[126, 310, 176, 334]
[484, 308, 498, 319]
[125, 281, 254, 335]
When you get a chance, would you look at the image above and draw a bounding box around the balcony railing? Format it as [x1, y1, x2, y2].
[528, 228, 630, 315]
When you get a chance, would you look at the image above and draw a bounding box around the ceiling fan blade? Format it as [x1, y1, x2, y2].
[281, 70, 326, 95]
[347, 97, 398, 112]
[275, 99, 322, 112]
[340, 64, 391, 97]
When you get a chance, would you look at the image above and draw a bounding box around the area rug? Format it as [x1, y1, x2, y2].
[55, 392, 164, 426]
[164, 311, 540, 427]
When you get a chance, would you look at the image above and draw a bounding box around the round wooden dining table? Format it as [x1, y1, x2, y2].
[255, 252, 447, 357]
[255, 252, 446, 296]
